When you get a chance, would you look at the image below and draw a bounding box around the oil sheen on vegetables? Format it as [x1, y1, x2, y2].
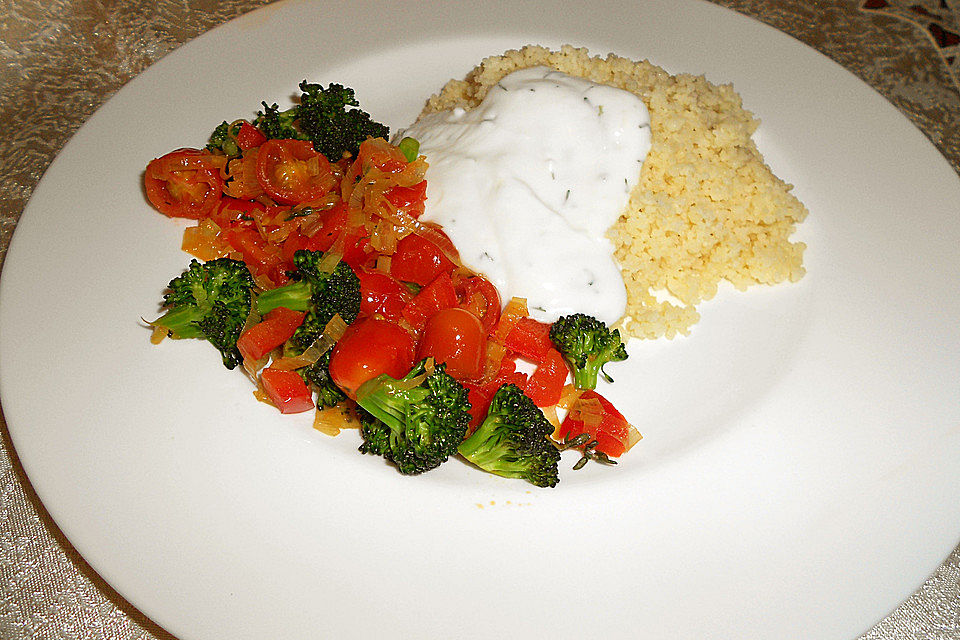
[401, 66, 652, 324]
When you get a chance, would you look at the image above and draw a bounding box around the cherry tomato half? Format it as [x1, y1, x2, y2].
[144, 148, 223, 219]
[416, 307, 485, 380]
[328, 317, 416, 399]
[256, 139, 335, 205]
[459, 275, 501, 335]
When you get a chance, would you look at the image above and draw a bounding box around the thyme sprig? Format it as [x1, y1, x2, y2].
[554, 432, 618, 470]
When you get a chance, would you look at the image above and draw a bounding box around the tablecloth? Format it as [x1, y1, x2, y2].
[1, 0, 958, 637]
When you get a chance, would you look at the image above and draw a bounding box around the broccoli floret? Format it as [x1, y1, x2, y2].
[357, 359, 471, 475]
[255, 102, 301, 140]
[548, 313, 628, 390]
[255, 250, 361, 354]
[151, 258, 254, 370]
[254, 81, 389, 160]
[297, 81, 389, 160]
[206, 120, 241, 156]
[457, 384, 560, 488]
[301, 349, 346, 409]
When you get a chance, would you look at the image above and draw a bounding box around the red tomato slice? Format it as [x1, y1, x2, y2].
[328, 317, 416, 399]
[237, 307, 306, 362]
[260, 368, 314, 414]
[416, 307, 485, 380]
[390, 231, 456, 286]
[524, 347, 567, 407]
[144, 148, 223, 219]
[556, 390, 633, 457]
[358, 269, 412, 321]
[256, 139, 335, 205]
[400, 271, 459, 331]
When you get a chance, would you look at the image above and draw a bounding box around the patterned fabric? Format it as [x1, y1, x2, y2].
[863, 0, 960, 94]
[0, 1, 957, 638]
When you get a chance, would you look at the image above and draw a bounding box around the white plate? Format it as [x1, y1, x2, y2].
[2, 1, 959, 638]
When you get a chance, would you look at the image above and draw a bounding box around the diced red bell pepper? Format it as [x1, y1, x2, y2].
[556, 390, 634, 458]
[260, 368, 315, 414]
[279, 230, 308, 266]
[464, 354, 530, 428]
[358, 269, 412, 321]
[493, 353, 530, 390]
[301, 202, 349, 253]
[357, 137, 408, 173]
[209, 196, 262, 229]
[400, 271, 459, 330]
[390, 231, 456, 286]
[524, 347, 567, 407]
[279, 232, 370, 285]
[491, 297, 528, 345]
[333, 232, 372, 270]
[385, 181, 427, 219]
[236, 122, 267, 150]
[504, 316, 553, 362]
[292, 202, 371, 269]
[223, 227, 281, 277]
[237, 307, 306, 362]
[462, 382, 494, 432]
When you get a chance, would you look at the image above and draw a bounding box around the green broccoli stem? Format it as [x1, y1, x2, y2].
[256, 280, 313, 315]
[356, 377, 430, 434]
[573, 359, 602, 390]
[397, 137, 420, 162]
[457, 419, 504, 466]
[153, 305, 205, 339]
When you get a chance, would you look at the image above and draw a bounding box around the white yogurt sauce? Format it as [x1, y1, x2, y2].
[399, 66, 652, 324]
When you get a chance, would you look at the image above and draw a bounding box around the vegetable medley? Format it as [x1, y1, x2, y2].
[144, 81, 640, 487]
